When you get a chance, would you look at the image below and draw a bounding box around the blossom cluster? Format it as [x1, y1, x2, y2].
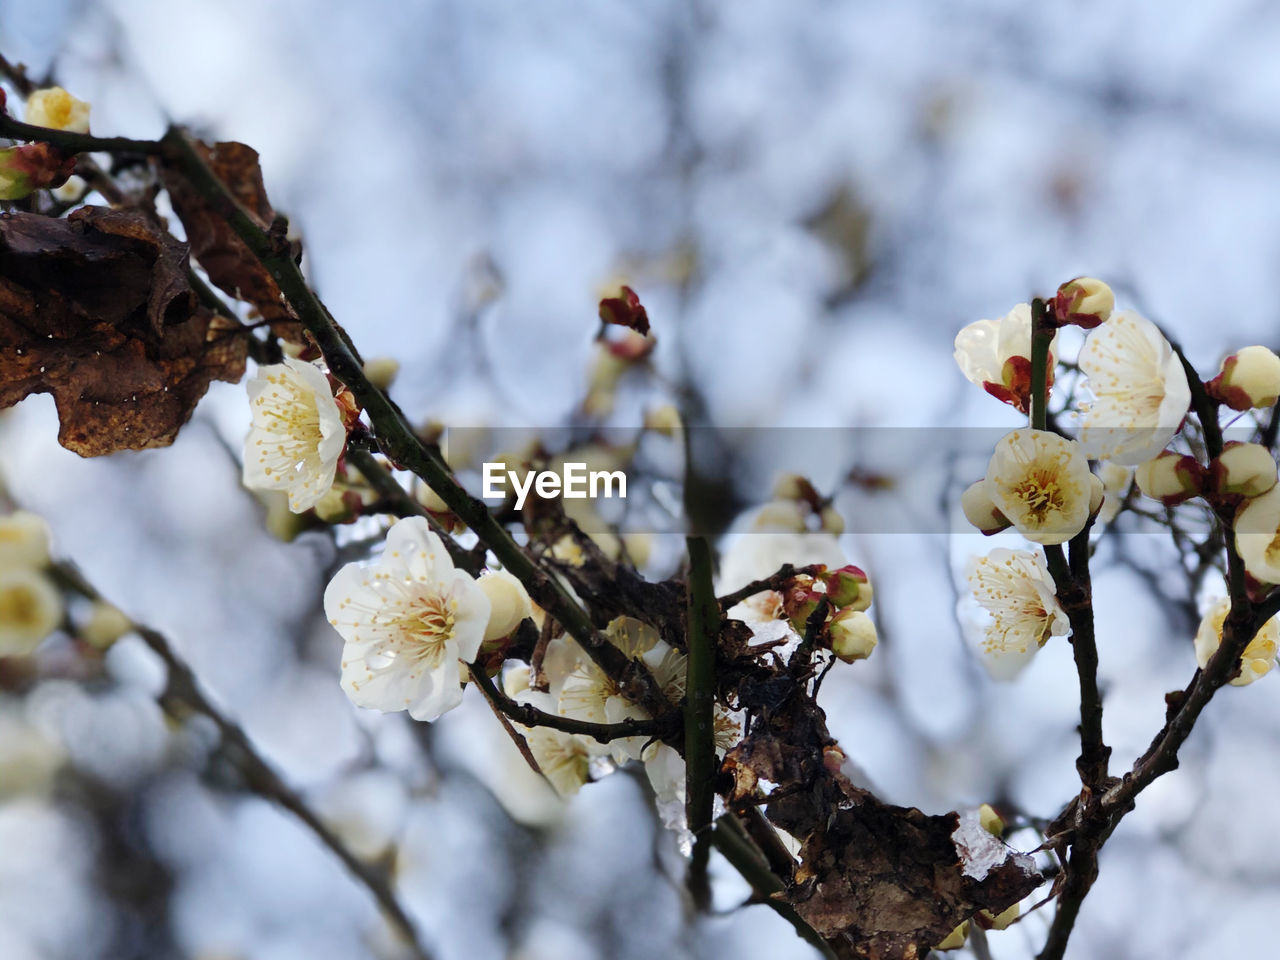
[956, 278, 1280, 684]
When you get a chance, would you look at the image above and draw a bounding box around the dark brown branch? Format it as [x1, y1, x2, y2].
[49, 562, 435, 960]
[467, 660, 669, 744]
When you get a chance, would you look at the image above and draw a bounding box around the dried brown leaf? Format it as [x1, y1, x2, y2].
[0, 207, 247, 455]
[159, 139, 302, 340]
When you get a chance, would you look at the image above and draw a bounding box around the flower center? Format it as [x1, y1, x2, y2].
[1012, 468, 1066, 523]
[384, 589, 457, 666]
[253, 372, 324, 477]
[0, 584, 40, 627]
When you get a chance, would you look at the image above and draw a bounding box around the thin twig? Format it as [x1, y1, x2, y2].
[49, 562, 435, 960]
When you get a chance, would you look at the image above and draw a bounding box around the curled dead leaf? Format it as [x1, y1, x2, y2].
[158, 138, 303, 342]
[0, 206, 247, 455]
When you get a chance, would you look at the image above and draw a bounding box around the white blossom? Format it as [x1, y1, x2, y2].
[0, 568, 63, 657]
[954, 303, 1057, 410]
[964, 548, 1070, 679]
[0, 511, 51, 571]
[1077, 310, 1191, 465]
[325, 517, 490, 722]
[1194, 597, 1278, 686]
[984, 429, 1093, 545]
[243, 357, 347, 513]
[1234, 484, 1280, 584]
[25, 87, 90, 133]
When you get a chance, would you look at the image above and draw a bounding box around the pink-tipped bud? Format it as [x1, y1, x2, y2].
[1052, 276, 1114, 329]
[0, 143, 74, 200]
[1210, 442, 1278, 498]
[1207, 346, 1280, 411]
[822, 565, 872, 611]
[961, 480, 1012, 535]
[1135, 450, 1203, 506]
[829, 608, 878, 662]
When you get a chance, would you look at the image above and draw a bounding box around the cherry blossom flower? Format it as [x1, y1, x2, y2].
[1077, 310, 1191, 465]
[0, 568, 63, 657]
[1234, 484, 1280, 584]
[0, 511, 51, 571]
[325, 518, 490, 722]
[243, 358, 348, 513]
[963, 548, 1070, 678]
[25, 87, 90, 133]
[1194, 597, 1278, 686]
[478, 569, 533, 643]
[984, 429, 1093, 545]
[954, 303, 1058, 412]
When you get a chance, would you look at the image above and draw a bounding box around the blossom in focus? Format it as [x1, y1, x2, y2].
[964, 548, 1069, 678]
[24, 87, 90, 133]
[324, 517, 490, 721]
[984, 429, 1092, 545]
[1234, 484, 1280, 584]
[0, 512, 51, 571]
[0, 568, 63, 657]
[243, 357, 347, 513]
[954, 303, 1058, 412]
[1194, 597, 1278, 686]
[1077, 310, 1192, 465]
[960, 480, 1012, 535]
[1207, 345, 1280, 411]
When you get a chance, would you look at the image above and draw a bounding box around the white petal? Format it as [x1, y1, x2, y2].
[383, 517, 455, 581]
[954, 318, 1002, 386]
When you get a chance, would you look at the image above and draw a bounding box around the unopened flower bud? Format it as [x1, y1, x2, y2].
[819, 505, 845, 534]
[362, 357, 399, 391]
[1211, 442, 1278, 498]
[783, 581, 823, 633]
[0, 143, 74, 199]
[1207, 346, 1280, 411]
[822, 565, 872, 611]
[598, 284, 650, 336]
[830, 608, 878, 662]
[753, 499, 809, 533]
[772, 473, 816, 502]
[80, 601, 132, 649]
[415, 481, 450, 514]
[479, 569, 533, 643]
[0, 511, 52, 571]
[1053, 276, 1114, 329]
[961, 480, 1011, 535]
[25, 86, 91, 133]
[0, 568, 63, 656]
[1135, 451, 1203, 506]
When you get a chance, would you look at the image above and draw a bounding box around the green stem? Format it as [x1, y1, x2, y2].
[684, 535, 719, 909]
[1029, 298, 1054, 431]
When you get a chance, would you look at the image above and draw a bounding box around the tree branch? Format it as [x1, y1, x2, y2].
[49, 562, 436, 960]
[684, 536, 719, 909]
